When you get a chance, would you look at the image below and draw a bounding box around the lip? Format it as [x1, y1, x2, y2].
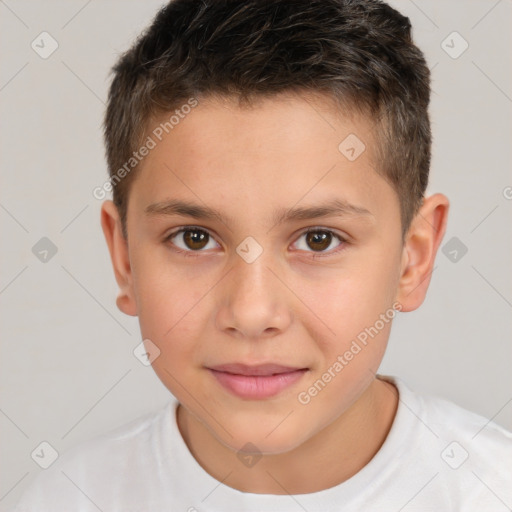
[207, 363, 309, 399]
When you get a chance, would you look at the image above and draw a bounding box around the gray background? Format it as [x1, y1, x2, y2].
[1, 0, 511, 509]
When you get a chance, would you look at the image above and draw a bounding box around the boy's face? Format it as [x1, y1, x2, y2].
[104, 93, 420, 454]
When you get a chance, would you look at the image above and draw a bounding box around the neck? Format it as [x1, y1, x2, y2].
[177, 377, 398, 494]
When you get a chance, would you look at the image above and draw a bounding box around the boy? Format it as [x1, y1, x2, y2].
[13, 0, 511, 510]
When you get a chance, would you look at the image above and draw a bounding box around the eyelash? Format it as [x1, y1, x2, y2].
[163, 226, 348, 259]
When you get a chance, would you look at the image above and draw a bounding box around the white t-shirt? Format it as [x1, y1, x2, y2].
[12, 376, 512, 511]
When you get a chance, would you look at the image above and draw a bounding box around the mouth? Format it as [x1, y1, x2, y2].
[206, 363, 309, 399]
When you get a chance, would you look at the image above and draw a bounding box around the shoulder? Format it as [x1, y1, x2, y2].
[385, 375, 512, 446]
[12, 400, 177, 512]
[410, 379, 512, 453]
[383, 375, 512, 509]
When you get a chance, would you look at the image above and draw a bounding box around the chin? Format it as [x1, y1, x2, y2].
[213, 418, 312, 456]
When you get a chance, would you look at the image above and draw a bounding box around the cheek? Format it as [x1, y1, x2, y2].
[297, 251, 401, 395]
[131, 252, 218, 383]
[132, 248, 203, 336]
[296, 318, 393, 421]
[303, 259, 400, 345]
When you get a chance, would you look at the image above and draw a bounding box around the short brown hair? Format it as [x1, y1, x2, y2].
[104, 0, 431, 238]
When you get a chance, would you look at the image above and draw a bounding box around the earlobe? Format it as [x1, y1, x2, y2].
[396, 193, 449, 312]
[100, 200, 138, 317]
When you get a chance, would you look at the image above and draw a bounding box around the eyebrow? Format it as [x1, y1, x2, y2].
[144, 198, 374, 226]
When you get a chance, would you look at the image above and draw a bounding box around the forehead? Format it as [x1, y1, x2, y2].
[130, 92, 399, 229]
[148, 91, 372, 158]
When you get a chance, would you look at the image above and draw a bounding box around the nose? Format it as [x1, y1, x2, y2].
[215, 250, 293, 340]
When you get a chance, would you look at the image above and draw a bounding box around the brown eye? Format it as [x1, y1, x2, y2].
[293, 228, 344, 255]
[305, 231, 332, 251]
[168, 228, 218, 252]
[184, 229, 209, 250]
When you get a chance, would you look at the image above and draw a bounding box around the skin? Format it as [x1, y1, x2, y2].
[101, 92, 449, 494]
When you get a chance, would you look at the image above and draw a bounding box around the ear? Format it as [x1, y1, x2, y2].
[395, 193, 449, 312]
[100, 200, 137, 316]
